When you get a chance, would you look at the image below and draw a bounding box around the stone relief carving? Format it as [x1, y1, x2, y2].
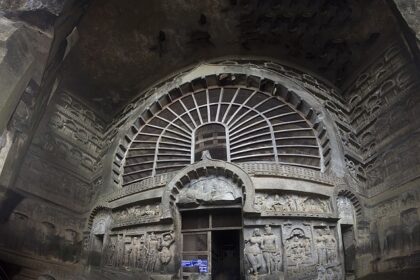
[400, 208, 420, 252]
[112, 204, 161, 227]
[244, 225, 283, 278]
[0, 200, 83, 263]
[337, 197, 355, 225]
[178, 176, 241, 206]
[280, 223, 342, 280]
[314, 227, 338, 265]
[103, 231, 175, 273]
[27, 91, 106, 183]
[254, 192, 331, 216]
[16, 154, 96, 210]
[284, 227, 312, 266]
[366, 131, 420, 196]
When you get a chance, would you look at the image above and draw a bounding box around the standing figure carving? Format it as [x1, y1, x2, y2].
[159, 231, 175, 272]
[315, 229, 328, 265]
[105, 238, 116, 266]
[116, 234, 125, 267]
[325, 231, 337, 264]
[244, 228, 266, 275]
[137, 234, 148, 269]
[262, 225, 281, 274]
[146, 233, 160, 272]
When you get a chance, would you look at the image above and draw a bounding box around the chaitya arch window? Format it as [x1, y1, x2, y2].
[121, 81, 327, 186]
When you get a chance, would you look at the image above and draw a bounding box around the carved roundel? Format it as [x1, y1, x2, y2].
[117, 74, 329, 186]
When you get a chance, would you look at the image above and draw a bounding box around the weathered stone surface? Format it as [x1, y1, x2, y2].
[0, 0, 68, 16]
[0, 17, 35, 134]
[0, 1, 420, 279]
[393, 0, 420, 41]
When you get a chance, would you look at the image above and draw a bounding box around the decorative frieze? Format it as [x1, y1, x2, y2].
[254, 192, 333, 218]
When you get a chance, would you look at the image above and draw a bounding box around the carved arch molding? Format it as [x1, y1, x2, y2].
[109, 60, 347, 189]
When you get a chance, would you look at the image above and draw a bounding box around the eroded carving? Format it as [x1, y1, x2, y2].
[103, 231, 175, 273]
[178, 176, 241, 206]
[244, 225, 283, 278]
[255, 192, 331, 216]
[112, 204, 161, 228]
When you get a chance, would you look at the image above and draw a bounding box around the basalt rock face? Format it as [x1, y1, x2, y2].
[60, 0, 400, 118]
[392, 0, 420, 41]
[0, 1, 419, 280]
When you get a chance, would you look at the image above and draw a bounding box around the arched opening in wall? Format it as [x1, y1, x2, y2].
[193, 123, 227, 162]
[88, 217, 108, 267]
[90, 234, 104, 267]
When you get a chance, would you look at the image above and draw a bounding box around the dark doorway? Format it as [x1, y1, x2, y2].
[181, 208, 242, 280]
[341, 224, 355, 274]
[212, 230, 240, 280]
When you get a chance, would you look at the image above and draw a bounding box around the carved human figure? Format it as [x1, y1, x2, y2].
[325, 232, 337, 263]
[155, 205, 161, 216]
[105, 239, 116, 266]
[271, 195, 285, 211]
[137, 234, 148, 269]
[254, 194, 266, 211]
[128, 238, 138, 267]
[315, 229, 328, 265]
[317, 265, 326, 280]
[286, 194, 298, 212]
[116, 234, 125, 267]
[159, 231, 175, 272]
[244, 228, 266, 275]
[262, 225, 280, 273]
[285, 229, 311, 266]
[124, 240, 133, 267]
[146, 232, 160, 272]
[142, 205, 154, 216]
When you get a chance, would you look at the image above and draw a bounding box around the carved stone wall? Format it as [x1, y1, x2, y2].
[0, 198, 84, 264]
[1, 1, 419, 279]
[343, 41, 420, 276]
[243, 222, 342, 280]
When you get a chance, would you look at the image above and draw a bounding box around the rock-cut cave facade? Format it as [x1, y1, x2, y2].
[0, 1, 419, 279]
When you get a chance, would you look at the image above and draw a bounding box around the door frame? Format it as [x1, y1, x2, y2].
[179, 206, 243, 279]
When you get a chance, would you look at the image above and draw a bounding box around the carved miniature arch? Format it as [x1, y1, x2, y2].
[336, 189, 363, 218]
[85, 204, 112, 232]
[161, 158, 256, 219]
[106, 60, 346, 190]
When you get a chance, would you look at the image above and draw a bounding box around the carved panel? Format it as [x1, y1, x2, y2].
[102, 231, 175, 273]
[243, 225, 283, 278]
[112, 204, 161, 228]
[254, 192, 332, 217]
[283, 224, 313, 268]
[29, 91, 106, 180]
[15, 153, 96, 211]
[177, 176, 242, 206]
[0, 199, 83, 263]
[337, 196, 356, 225]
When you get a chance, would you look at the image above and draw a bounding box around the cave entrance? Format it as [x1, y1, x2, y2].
[181, 208, 242, 280]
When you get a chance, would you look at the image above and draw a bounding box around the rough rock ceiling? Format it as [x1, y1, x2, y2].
[60, 0, 399, 118]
